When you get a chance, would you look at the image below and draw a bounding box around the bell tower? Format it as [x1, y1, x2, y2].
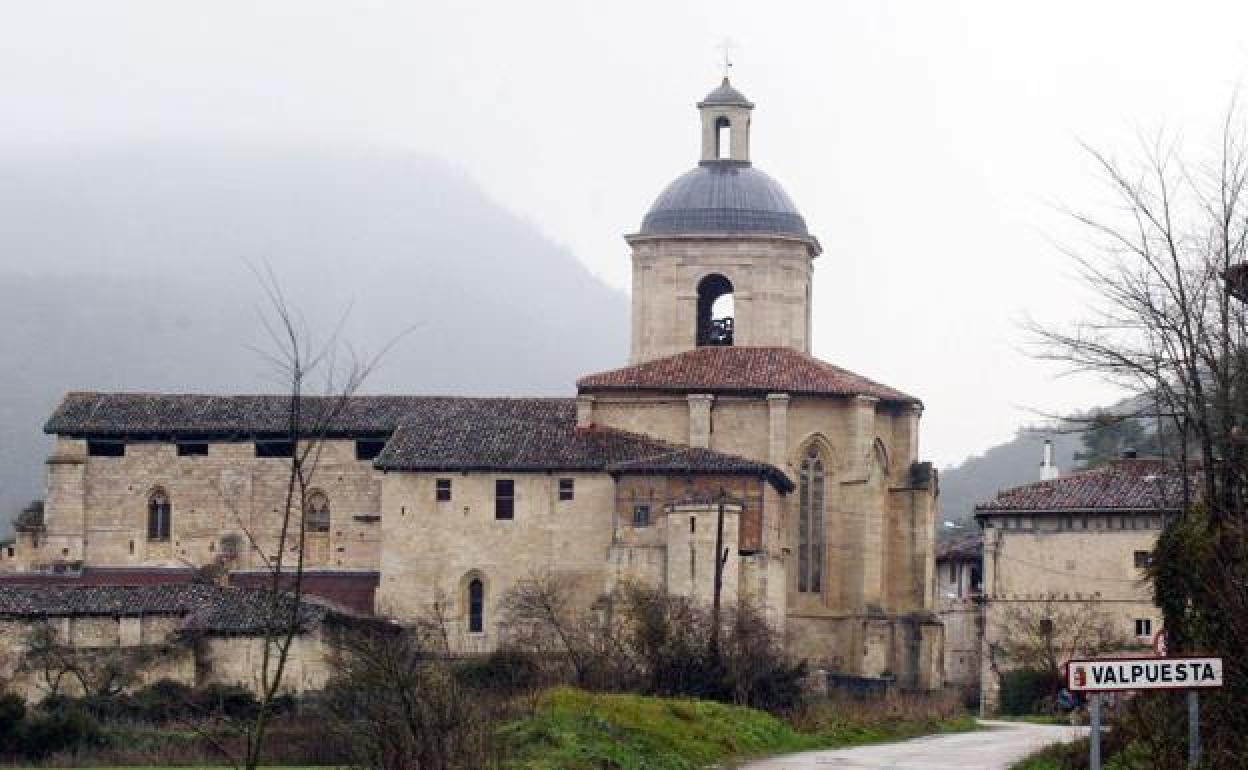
[625, 78, 821, 364]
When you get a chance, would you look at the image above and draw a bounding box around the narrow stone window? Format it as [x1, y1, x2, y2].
[1135, 618, 1152, 637]
[177, 442, 208, 457]
[468, 578, 484, 633]
[715, 116, 731, 159]
[304, 489, 331, 533]
[147, 488, 171, 542]
[559, 478, 575, 501]
[633, 504, 651, 527]
[436, 479, 452, 502]
[798, 444, 826, 593]
[1133, 550, 1151, 569]
[495, 480, 515, 520]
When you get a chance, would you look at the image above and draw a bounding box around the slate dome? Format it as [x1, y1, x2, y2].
[639, 162, 810, 238]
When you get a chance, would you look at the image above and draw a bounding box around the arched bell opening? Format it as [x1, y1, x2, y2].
[696, 273, 734, 347]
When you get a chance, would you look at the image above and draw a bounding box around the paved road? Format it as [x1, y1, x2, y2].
[737, 720, 1088, 770]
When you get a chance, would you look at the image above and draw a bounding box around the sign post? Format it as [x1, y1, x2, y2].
[1068, 656, 1222, 769]
[1089, 693, 1101, 770]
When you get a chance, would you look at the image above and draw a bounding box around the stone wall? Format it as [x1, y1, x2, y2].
[17, 437, 382, 574]
[587, 388, 938, 683]
[978, 514, 1163, 712]
[627, 236, 814, 364]
[0, 613, 338, 701]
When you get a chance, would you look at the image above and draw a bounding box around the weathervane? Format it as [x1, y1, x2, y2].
[716, 38, 738, 79]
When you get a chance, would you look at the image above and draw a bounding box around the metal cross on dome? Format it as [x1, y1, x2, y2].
[716, 38, 739, 78]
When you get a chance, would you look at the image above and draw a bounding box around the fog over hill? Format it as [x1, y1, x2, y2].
[0, 147, 628, 531]
[937, 430, 1081, 528]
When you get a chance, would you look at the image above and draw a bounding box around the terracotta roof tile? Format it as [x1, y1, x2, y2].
[576, 347, 918, 403]
[0, 583, 331, 634]
[974, 459, 1185, 513]
[44, 393, 793, 492]
[375, 402, 794, 492]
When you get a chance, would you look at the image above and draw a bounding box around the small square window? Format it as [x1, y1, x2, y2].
[177, 442, 208, 457]
[1134, 550, 1151, 569]
[255, 440, 294, 458]
[87, 441, 125, 457]
[355, 439, 387, 461]
[558, 478, 575, 501]
[1135, 618, 1152, 637]
[495, 480, 515, 520]
[633, 504, 651, 527]
[436, 479, 452, 502]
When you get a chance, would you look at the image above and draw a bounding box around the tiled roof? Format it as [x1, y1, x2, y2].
[0, 583, 330, 634]
[935, 532, 982, 562]
[374, 401, 794, 492]
[577, 347, 918, 404]
[44, 392, 793, 492]
[44, 392, 469, 438]
[974, 459, 1185, 514]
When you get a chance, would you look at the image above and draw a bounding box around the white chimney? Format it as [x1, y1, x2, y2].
[1040, 438, 1059, 481]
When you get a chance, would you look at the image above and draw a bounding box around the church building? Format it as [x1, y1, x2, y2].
[4, 79, 944, 690]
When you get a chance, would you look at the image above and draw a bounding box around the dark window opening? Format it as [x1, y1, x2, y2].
[1038, 618, 1054, 636]
[690, 516, 696, 533]
[558, 478, 575, 501]
[355, 439, 386, 461]
[436, 479, 452, 502]
[633, 504, 651, 527]
[970, 566, 982, 593]
[715, 116, 731, 159]
[88, 441, 125, 457]
[495, 480, 515, 520]
[696, 273, 734, 347]
[1135, 618, 1152, 637]
[305, 489, 331, 533]
[147, 488, 171, 541]
[177, 442, 209, 457]
[468, 578, 484, 633]
[255, 440, 295, 458]
[1134, 550, 1152, 568]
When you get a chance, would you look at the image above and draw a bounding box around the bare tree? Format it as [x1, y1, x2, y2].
[990, 598, 1128, 692]
[1030, 102, 1248, 762]
[1029, 106, 1248, 520]
[211, 267, 401, 770]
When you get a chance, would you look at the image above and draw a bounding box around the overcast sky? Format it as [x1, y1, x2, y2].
[4, 0, 1248, 468]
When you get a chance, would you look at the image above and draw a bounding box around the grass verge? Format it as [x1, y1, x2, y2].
[499, 687, 977, 770]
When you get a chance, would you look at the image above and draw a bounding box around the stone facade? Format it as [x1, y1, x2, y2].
[628, 236, 814, 363]
[933, 535, 982, 694]
[974, 459, 1180, 713]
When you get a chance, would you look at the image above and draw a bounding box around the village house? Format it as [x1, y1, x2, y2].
[933, 531, 982, 696]
[3, 77, 944, 690]
[974, 452, 1183, 712]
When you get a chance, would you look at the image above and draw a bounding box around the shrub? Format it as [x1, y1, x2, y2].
[17, 708, 106, 759]
[455, 647, 543, 695]
[999, 667, 1056, 715]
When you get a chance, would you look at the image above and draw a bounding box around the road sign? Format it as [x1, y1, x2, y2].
[1068, 656, 1222, 693]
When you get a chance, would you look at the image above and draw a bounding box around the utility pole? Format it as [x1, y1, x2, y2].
[709, 497, 730, 661]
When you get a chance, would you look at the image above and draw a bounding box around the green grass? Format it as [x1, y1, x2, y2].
[499, 687, 978, 770]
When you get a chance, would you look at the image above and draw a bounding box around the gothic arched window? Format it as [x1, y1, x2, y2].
[696, 274, 734, 347]
[467, 578, 484, 633]
[147, 488, 171, 542]
[304, 489, 330, 533]
[798, 445, 826, 593]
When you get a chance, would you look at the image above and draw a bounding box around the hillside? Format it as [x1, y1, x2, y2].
[0, 147, 629, 532]
[938, 430, 1081, 526]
